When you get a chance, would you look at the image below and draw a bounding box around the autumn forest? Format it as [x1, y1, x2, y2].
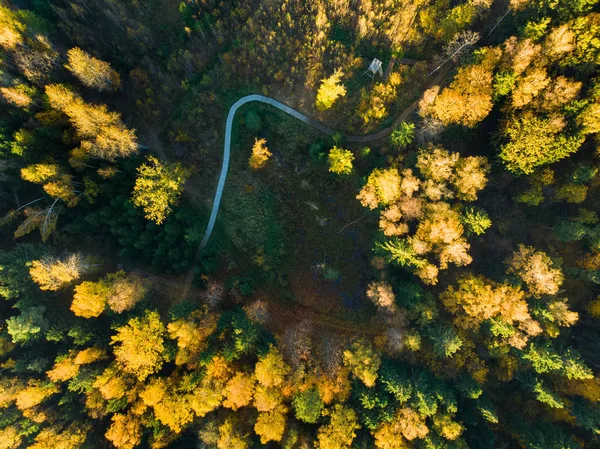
[1, 0, 600, 449]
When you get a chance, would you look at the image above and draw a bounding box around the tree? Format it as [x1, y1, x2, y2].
[131, 156, 192, 224]
[316, 69, 346, 110]
[15, 379, 58, 410]
[452, 156, 490, 201]
[316, 405, 359, 449]
[328, 147, 354, 175]
[29, 425, 88, 449]
[357, 168, 402, 209]
[223, 372, 255, 410]
[428, 324, 463, 358]
[65, 47, 121, 91]
[255, 346, 289, 388]
[105, 413, 142, 449]
[460, 207, 491, 235]
[105, 271, 149, 313]
[343, 340, 381, 387]
[6, 306, 48, 344]
[29, 253, 90, 291]
[71, 280, 109, 318]
[390, 122, 415, 149]
[366, 281, 397, 314]
[292, 388, 324, 424]
[428, 49, 499, 127]
[254, 405, 288, 444]
[498, 111, 584, 175]
[248, 138, 271, 170]
[506, 245, 564, 297]
[45, 84, 137, 160]
[111, 310, 167, 380]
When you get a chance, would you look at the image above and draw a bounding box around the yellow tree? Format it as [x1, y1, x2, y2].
[29, 425, 89, 449]
[71, 280, 110, 318]
[65, 47, 121, 91]
[342, 340, 381, 387]
[254, 405, 288, 444]
[45, 84, 137, 160]
[248, 138, 271, 170]
[223, 372, 255, 410]
[15, 380, 59, 410]
[111, 310, 167, 380]
[106, 271, 149, 313]
[316, 69, 347, 111]
[316, 404, 360, 449]
[105, 413, 142, 449]
[254, 345, 290, 388]
[29, 254, 89, 291]
[131, 156, 192, 225]
[506, 245, 564, 297]
[328, 147, 354, 175]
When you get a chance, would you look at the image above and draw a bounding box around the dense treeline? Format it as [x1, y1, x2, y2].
[1, 0, 599, 449]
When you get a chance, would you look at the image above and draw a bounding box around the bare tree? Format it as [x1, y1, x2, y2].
[429, 31, 480, 77]
[319, 332, 346, 377]
[417, 117, 444, 143]
[201, 277, 224, 309]
[281, 320, 312, 368]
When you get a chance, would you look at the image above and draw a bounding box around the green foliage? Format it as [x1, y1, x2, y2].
[6, 306, 48, 345]
[292, 388, 324, 424]
[460, 207, 491, 236]
[390, 122, 415, 149]
[428, 324, 463, 358]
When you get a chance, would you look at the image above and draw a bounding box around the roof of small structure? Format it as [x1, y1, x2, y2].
[368, 58, 383, 73]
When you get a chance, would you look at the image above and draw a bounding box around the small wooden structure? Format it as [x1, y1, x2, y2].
[363, 58, 383, 79]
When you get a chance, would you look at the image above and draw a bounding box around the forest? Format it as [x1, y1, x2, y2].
[0, 0, 599, 448]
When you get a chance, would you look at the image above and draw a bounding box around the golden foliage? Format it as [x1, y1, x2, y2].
[65, 47, 121, 91]
[316, 404, 359, 449]
[111, 311, 166, 380]
[254, 405, 288, 444]
[507, 244, 564, 297]
[105, 413, 143, 449]
[132, 156, 192, 224]
[255, 346, 290, 388]
[343, 340, 381, 387]
[316, 69, 346, 111]
[29, 254, 87, 291]
[357, 168, 402, 209]
[248, 138, 271, 170]
[15, 380, 58, 410]
[167, 310, 218, 367]
[223, 372, 255, 410]
[71, 280, 109, 318]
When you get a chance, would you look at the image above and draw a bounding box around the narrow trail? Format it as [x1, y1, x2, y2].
[178, 65, 452, 301]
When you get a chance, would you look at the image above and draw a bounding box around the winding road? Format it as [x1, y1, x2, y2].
[197, 82, 442, 249]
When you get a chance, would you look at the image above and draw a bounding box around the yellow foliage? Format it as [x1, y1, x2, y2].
[0, 425, 22, 449]
[1, 86, 33, 108]
[111, 310, 166, 380]
[65, 47, 121, 91]
[254, 384, 283, 412]
[167, 310, 218, 367]
[316, 69, 346, 111]
[140, 378, 166, 407]
[29, 426, 88, 449]
[218, 418, 248, 449]
[15, 380, 59, 410]
[105, 413, 143, 449]
[132, 156, 192, 225]
[29, 254, 86, 291]
[93, 368, 128, 400]
[47, 356, 80, 382]
[255, 346, 290, 388]
[71, 280, 110, 318]
[254, 405, 288, 444]
[343, 340, 381, 387]
[74, 347, 106, 365]
[0, 377, 24, 409]
[507, 244, 564, 297]
[223, 372, 255, 410]
[248, 138, 271, 170]
[316, 404, 359, 449]
[357, 168, 402, 209]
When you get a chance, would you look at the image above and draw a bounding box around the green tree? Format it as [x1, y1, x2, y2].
[292, 388, 324, 424]
[428, 324, 463, 358]
[131, 156, 192, 225]
[390, 122, 415, 149]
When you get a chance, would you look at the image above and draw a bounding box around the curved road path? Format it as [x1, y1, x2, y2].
[198, 81, 444, 249]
